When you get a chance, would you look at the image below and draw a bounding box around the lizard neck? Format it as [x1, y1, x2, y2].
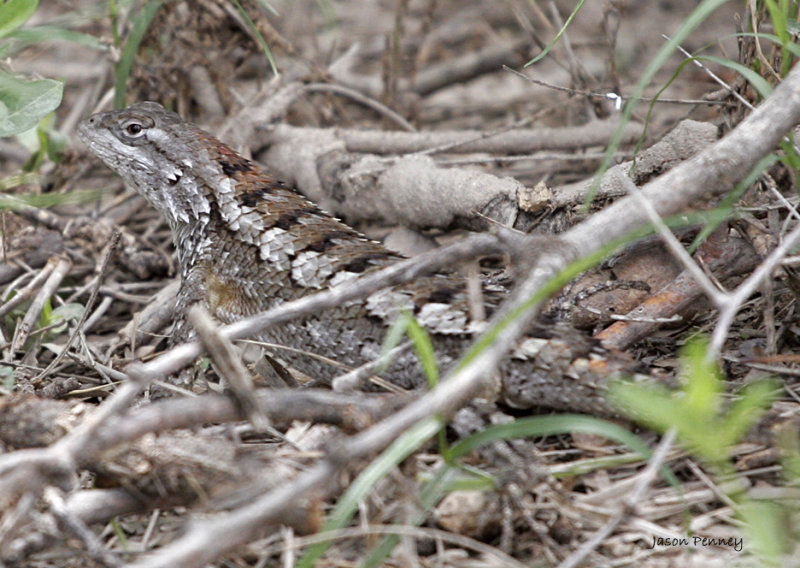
[172, 213, 214, 280]
[144, 150, 241, 269]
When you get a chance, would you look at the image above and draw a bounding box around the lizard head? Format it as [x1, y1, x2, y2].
[78, 101, 215, 228]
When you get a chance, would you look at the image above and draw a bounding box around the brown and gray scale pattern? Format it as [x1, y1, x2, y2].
[79, 102, 640, 413]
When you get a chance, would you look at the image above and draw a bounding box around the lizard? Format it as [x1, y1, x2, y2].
[78, 101, 639, 415]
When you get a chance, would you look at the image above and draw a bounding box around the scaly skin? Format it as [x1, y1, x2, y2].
[79, 101, 637, 413]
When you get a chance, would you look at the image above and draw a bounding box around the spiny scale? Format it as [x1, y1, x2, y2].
[79, 101, 630, 413]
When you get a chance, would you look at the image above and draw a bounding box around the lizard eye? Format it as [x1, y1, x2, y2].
[119, 116, 152, 141]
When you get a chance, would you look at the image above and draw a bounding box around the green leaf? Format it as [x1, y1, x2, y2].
[404, 315, 439, 387]
[377, 313, 441, 387]
[39, 296, 52, 327]
[315, 0, 337, 28]
[0, 188, 100, 209]
[114, 0, 162, 109]
[45, 302, 83, 335]
[21, 122, 48, 171]
[693, 55, 774, 99]
[448, 414, 664, 470]
[361, 466, 462, 568]
[610, 382, 683, 429]
[0, 171, 40, 191]
[680, 337, 722, 416]
[0, 364, 14, 390]
[734, 32, 800, 60]
[739, 500, 789, 564]
[252, 0, 279, 16]
[610, 336, 776, 468]
[720, 380, 779, 446]
[764, 0, 790, 47]
[0, 70, 62, 137]
[110, 517, 130, 552]
[360, 414, 670, 568]
[0, 0, 38, 39]
[377, 314, 410, 372]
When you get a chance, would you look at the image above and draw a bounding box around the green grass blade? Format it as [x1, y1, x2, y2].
[360, 465, 462, 568]
[524, 0, 587, 66]
[693, 55, 774, 98]
[113, 0, 162, 109]
[230, 0, 278, 76]
[296, 416, 444, 568]
[688, 154, 778, 253]
[2, 26, 107, 52]
[583, 0, 731, 207]
[404, 315, 439, 387]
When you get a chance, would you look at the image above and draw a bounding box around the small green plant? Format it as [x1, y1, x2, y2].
[610, 337, 776, 467]
[38, 298, 83, 341]
[610, 336, 787, 564]
[761, 0, 799, 77]
[0, 0, 63, 138]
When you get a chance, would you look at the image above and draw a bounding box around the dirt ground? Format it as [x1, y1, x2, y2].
[1, 1, 799, 567]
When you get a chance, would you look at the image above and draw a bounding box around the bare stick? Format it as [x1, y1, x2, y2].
[504, 65, 732, 106]
[710, 220, 800, 356]
[188, 305, 271, 432]
[557, 429, 677, 568]
[0, 258, 58, 319]
[43, 487, 123, 568]
[123, 232, 511, 382]
[303, 83, 416, 132]
[273, 118, 643, 156]
[34, 231, 120, 381]
[10, 256, 72, 352]
[618, 176, 722, 304]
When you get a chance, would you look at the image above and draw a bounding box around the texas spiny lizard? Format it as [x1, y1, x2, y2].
[79, 102, 637, 414]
